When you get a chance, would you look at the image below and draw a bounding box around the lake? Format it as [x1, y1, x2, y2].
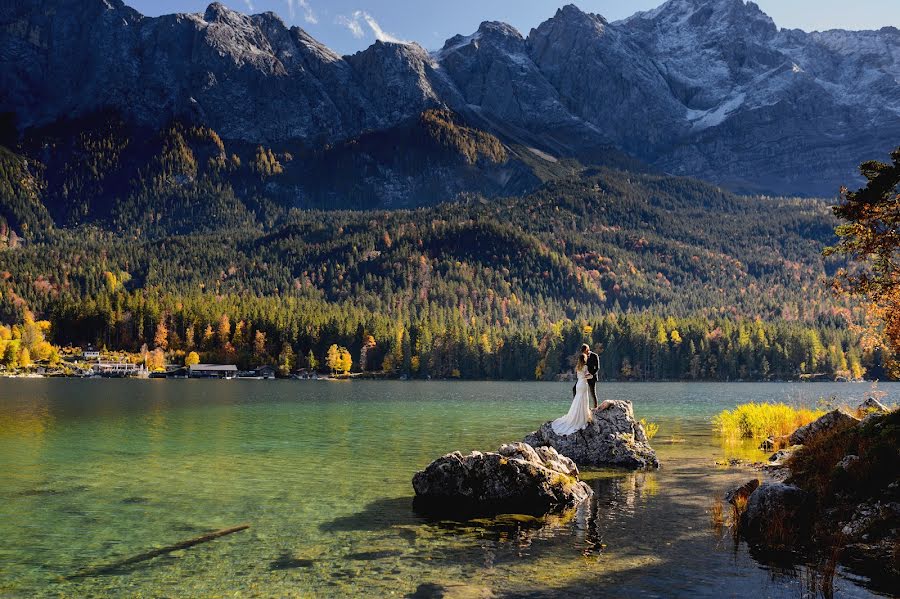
[1, 380, 898, 598]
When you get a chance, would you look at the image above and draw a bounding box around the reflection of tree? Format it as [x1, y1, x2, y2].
[0, 396, 52, 485]
[0, 401, 51, 440]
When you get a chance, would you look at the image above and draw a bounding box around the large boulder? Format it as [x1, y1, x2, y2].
[788, 409, 860, 446]
[412, 442, 592, 516]
[523, 401, 659, 469]
[741, 483, 812, 547]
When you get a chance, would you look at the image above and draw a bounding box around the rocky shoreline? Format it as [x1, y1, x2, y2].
[725, 398, 899, 586]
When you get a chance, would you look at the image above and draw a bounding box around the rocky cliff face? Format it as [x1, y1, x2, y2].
[2, 0, 899, 198]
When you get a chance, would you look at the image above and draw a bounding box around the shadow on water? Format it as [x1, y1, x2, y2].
[319, 496, 424, 532]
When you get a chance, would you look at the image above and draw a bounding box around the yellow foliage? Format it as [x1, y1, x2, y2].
[639, 418, 659, 441]
[338, 347, 352, 374]
[713, 402, 826, 440]
[32, 340, 53, 361]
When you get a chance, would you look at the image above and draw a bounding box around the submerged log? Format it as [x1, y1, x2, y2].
[68, 524, 250, 579]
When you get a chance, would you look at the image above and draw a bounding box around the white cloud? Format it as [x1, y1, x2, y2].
[336, 10, 406, 44]
[285, 0, 317, 24]
[336, 13, 365, 38]
[298, 0, 317, 24]
[243, 0, 255, 10]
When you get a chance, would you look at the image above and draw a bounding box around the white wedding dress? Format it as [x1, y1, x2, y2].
[551, 367, 593, 435]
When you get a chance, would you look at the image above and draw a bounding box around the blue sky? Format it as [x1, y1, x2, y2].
[130, 1, 900, 55]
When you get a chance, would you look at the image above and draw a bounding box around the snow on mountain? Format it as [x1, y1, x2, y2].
[1, 0, 899, 196]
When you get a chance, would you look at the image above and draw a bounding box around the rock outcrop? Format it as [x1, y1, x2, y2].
[741, 482, 812, 546]
[724, 406, 898, 586]
[523, 401, 659, 469]
[412, 442, 592, 516]
[788, 409, 860, 446]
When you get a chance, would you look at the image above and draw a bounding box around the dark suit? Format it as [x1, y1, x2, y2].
[573, 351, 600, 407]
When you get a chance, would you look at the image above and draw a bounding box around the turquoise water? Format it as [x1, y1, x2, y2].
[0, 380, 897, 598]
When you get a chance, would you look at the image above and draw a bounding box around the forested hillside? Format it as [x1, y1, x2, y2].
[0, 116, 889, 380]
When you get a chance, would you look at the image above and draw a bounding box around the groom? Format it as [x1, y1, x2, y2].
[573, 343, 600, 408]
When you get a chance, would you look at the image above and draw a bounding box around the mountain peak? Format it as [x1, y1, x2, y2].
[626, 0, 776, 37]
[476, 21, 523, 40]
[436, 21, 523, 59]
[203, 2, 231, 22]
[555, 4, 608, 26]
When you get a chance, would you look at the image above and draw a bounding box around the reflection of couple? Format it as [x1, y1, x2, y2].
[552, 344, 612, 435]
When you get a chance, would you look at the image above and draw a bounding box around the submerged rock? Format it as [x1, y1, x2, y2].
[523, 401, 659, 469]
[412, 442, 592, 516]
[788, 409, 860, 446]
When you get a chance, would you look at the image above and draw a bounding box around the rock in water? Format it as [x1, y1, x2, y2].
[411, 442, 592, 516]
[725, 479, 760, 507]
[788, 409, 860, 446]
[523, 401, 659, 469]
[857, 397, 889, 414]
[741, 483, 812, 547]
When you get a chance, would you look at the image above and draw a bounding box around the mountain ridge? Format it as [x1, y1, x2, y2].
[1, 0, 898, 199]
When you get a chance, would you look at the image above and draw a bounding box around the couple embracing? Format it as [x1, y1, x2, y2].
[551, 344, 612, 436]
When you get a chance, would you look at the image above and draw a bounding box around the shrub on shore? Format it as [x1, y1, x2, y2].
[639, 418, 659, 441]
[788, 408, 900, 501]
[713, 402, 826, 440]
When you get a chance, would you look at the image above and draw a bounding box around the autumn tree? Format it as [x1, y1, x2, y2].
[253, 330, 267, 364]
[18, 347, 31, 368]
[326, 344, 340, 374]
[826, 147, 900, 364]
[338, 347, 352, 375]
[3, 340, 19, 369]
[202, 324, 214, 349]
[277, 343, 296, 377]
[185, 351, 200, 366]
[146, 348, 166, 371]
[217, 314, 231, 346]
[153, 316, 169, 350]
[232, 320, 247, 349]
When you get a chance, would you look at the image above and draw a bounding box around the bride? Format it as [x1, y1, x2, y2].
[551, 353, 595, 435]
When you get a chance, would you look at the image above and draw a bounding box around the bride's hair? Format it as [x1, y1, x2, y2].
[575, 353, 587, 371]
